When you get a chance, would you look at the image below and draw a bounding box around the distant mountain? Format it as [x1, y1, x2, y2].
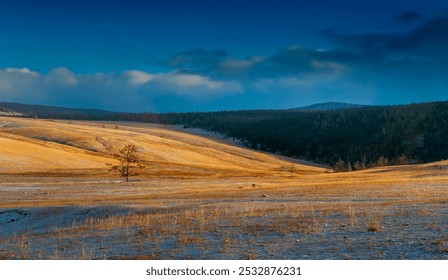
[291, 102, 370, 111]
[0, 102, 116, 118]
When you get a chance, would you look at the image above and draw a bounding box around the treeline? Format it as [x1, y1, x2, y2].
[108, 101, 448, 169]
[28, 101, 448, 169]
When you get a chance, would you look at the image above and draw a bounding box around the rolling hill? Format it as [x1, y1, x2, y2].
[0, 116, 322, 176]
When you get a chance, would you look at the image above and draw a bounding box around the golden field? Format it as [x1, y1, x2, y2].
[0, 116, 447, 259]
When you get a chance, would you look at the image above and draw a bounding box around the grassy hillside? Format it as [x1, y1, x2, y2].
[0, 117, 322, 177]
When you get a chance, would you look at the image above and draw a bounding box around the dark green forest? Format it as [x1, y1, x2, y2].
[4, 101, 448, 170]
[107, 101, 448, 170]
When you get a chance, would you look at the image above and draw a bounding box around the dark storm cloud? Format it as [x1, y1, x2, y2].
[154, 12, 448, 80]
[156, 46, 346, 81]
[323, 12, 448, 65]
[393, 11, 423, 24]
[147, 10, 448, 90]
[310, 12, 448, 106]
[400, 14, 448, 57]
[322, 31, 400, 63]
[132, 10, 448, 110]
[160, 49, 228, 72]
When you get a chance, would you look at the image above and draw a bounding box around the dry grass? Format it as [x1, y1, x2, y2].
[366, 213, 383, 232]
[348, 206, 358, 227]
[0, 199, 447, 259]
[1, 117, 448, 259]
[81, 245, 93, 260]
[367, 220, 381, 232]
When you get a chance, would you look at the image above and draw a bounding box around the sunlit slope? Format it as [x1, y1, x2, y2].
[0, 117, 323, 175]
[0, 132, 111, 172]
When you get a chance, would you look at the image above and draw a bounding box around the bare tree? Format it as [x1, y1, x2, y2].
[108, 144, 144, 182]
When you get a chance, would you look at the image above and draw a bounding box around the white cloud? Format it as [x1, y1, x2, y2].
[0, 67, 42, 99]
[0, 64, 376, 112]
[45, 67, 79, 88]
[123, 70, 153, 86]
[146, 72, 243, 96]
[164, 73, 222, 90]
[0, 67, 243, 110]
[5, 67, 39, 75]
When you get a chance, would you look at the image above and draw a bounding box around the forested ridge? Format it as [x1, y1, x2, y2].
[115, 101, 448, 169]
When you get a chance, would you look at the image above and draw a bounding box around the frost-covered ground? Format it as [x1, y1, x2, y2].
[1, 184, 447, 260]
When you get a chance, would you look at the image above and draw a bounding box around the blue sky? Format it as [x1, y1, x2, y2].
[1, 0, 448, 112]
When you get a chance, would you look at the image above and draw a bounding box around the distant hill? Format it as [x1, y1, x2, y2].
[291, 102, 370, 111]
[0, 102, 115, 118]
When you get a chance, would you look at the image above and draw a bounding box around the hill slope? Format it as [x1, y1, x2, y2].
[0, 117, 322, 176]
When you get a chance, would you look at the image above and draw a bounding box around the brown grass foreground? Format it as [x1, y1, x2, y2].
[0, 116, 447, 259]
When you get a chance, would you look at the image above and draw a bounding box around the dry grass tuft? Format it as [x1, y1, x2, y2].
[367, 215, 382, 232]
[348, 206, 358, 227]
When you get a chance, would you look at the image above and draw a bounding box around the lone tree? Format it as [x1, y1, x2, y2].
[108, 144, 144, 182]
